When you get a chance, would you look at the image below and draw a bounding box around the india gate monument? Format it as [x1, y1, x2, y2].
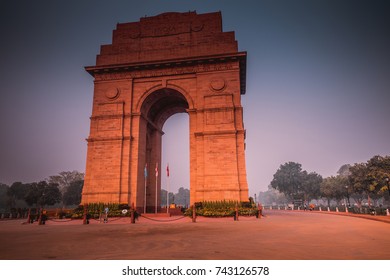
[81, 11, 249, 212]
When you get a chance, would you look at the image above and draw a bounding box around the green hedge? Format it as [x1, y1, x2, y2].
[69, 201, 259, 219]
[71, 203, 130, 219]
[185, 200, 258, 217]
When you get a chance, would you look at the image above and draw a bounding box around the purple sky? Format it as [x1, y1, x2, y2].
[0, 0, 389, 198]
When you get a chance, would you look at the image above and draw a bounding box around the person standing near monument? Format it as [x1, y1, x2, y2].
[104, 207, 109, 223]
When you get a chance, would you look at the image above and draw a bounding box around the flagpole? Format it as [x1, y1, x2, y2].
[167, 164, 169, 214]
[144, 163, 147, 214]
[144, 179, 147, 214]
[155, 163, 158, 214]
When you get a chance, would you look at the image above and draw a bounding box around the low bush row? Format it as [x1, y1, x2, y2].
[185, 200, 259, 217]
[71, 203, 130, 219]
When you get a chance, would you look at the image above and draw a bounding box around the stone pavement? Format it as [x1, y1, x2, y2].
[0, 211, 389, 260]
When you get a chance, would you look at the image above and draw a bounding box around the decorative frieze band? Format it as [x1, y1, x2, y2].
[94, 61, 238, 81]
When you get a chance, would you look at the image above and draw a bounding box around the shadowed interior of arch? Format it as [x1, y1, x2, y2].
[141, 88, 189, 131]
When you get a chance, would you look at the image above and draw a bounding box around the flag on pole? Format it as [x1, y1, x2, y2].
[144, 163, 148, 178]
[155, 163, 158, 177]
[166, 164, 170, 177]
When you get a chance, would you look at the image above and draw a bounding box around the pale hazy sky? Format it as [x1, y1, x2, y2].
[1, 0, 389, 198]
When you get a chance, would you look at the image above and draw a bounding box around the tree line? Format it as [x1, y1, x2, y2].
[266, 155, 390, 207]
[0, 171, 84, 210]
[161, 187, 190, 207]
[0, 170, 191, 211]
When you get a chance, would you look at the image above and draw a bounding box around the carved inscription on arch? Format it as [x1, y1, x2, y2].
[94, 62, 237, 81]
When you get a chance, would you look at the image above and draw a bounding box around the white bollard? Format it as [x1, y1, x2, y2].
[345, 207, 348, 213]
[336, 207, 339, 212]
[327, 207, 330, 212]
[386, 209, 389, 216]
[319, 207, 322, 211]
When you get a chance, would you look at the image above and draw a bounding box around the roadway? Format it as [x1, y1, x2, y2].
[0, 210, 389, 259]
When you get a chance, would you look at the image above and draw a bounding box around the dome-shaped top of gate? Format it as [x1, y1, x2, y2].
[95, 11, 239, 66]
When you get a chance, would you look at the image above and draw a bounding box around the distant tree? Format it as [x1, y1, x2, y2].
[320, 176, 347, 207]
[271, 162, 322, 204]
[62, 180, 84, 206]
[0, 183, 9, 210]
[366, 155, 390, 197]
[349, 155, 390, 198]
[271, 162, 305, 199]
[48, 171, 84, 194]
[174, 187, 190, 207]
[161, 189, 174, 207]
[24, 181, 61, 207]
[337, 164, 351, 177]
[42, 182, 62, 206]
[347, 162, 369, 207]
[301, 172, 323, 201]
[7, 182, 29, 208]
[258, 186, 289, 205]
[24, 182, 41, 207]
[320, 177, 335, 207]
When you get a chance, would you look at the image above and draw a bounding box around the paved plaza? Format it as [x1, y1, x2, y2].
[0, 211, 389, 260]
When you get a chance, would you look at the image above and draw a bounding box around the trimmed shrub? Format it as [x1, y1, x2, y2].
[71, 203, 130, 219]
[185, 200, 258, 217]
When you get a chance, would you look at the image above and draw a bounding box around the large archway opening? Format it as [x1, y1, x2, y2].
[161, 113, 190, 209]
[139, 88, 190, 213]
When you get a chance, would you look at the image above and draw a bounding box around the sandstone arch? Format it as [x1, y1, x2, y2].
[81, 11, 249, 212]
